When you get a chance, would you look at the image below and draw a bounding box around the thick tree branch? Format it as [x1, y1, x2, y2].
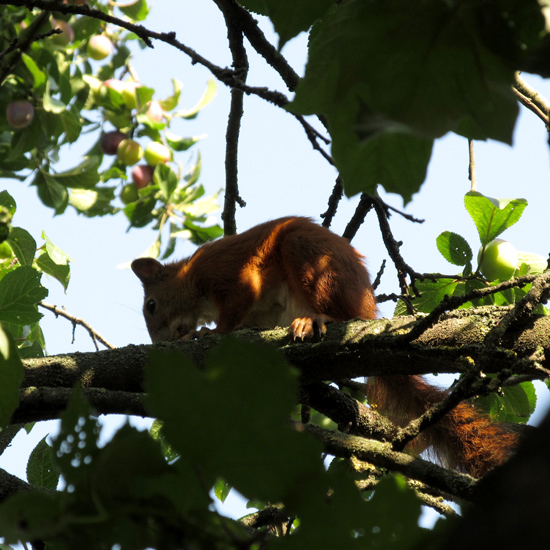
[14, 309, 550, 425]
[302, 423, 477, 501]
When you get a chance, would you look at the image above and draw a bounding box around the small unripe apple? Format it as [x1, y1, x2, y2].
[0, 242, 12, 260]
[120, 183, 139, 204]
[100, 130, 127, 155]
[132, 164, 155, 189]
[144, 142, 171, 166]
[87, 35, 113, 61]
[145, 100, 164, 122]
[51, 19, 74, 45]
[121, 81, 140, 110]
[6, 100, 34, 129]
[478, 239, 518, 281]
[103, 78, 125, 94]
[117, 139, 143, 166]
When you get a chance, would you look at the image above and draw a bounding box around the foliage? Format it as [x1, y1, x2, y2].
[0, 3, 222, 259]
[0, 0, 549, 549]
[0, 340, 435, 549]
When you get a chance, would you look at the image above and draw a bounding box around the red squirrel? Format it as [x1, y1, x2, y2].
[132, 216, 516, 477]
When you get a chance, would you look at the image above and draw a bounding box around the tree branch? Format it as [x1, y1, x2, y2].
[513, 73, 550, 126]
[302, 423, 478, 501]
[39, 301, 115, 350]
[14, 309, 550, 424]
[215, 0, 249, 235]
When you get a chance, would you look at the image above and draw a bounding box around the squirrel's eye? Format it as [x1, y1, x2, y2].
[145, 299, 156, 315]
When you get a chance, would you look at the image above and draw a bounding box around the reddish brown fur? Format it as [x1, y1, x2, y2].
[132, 216, 516, 476]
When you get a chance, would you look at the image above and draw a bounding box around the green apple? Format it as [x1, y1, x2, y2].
[87, 35, 113, 61]
[121, 81, 140, 110]
[478, 239, 518, 281]
[6, 100, 34, 129]
[117, 139, 143, 166]
[0, 242, 12, 260]
[120, 183, 139, 204]
[103, 78, 125, 94]
[51, 19, 74, 45]
[144, 142, 171, 166]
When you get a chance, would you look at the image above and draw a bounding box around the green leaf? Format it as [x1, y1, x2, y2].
[248, 0, 337, 49]
[35, 252, 71, 291]
[123, 194, 157, 228]
[41, 232, 73, 265]
[26, 436, 60, 490]
[34, 170, 69, 213]
[0, 191, 16, 216]
[0, 266, 48, 325]
[158, 78, 183, 112]
[475, 381, 536, 423]
[145, 338, 324, 502]
[516, 251, 548, 275]
[21, 53, 46, 91]
[214, 478, 231, 504]
[291, 0, 520, 143]
[436, 231, 473, 267]
[154, 164, 178, 202]
[331, 113, 433, 201]
[164, 130, 203, 152]
[408, 278, 459, 314]
[43, 80, 66, 115]
[464, 191, 528, 245]
[174, 79, 217, 119]
[118, 0, 150, 21]
[42, 156, 101, 190]
[7, 227, 36, 266]
[0, 325, 23, 428]
[69, 187, 117, 216]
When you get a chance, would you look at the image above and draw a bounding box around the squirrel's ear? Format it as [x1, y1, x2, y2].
[131, 258, 163, 284]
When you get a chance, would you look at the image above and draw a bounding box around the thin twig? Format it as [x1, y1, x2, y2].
[321, 176, 344, 227]
[215, 0, 249, 235]
[38, 301, 115, 350]
[513, 73, 550, 126]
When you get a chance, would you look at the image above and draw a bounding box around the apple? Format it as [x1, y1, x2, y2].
[100, 130, 127, 155]
[103, 78, 125, 94]
[145, 100, 164, 122]
[120, 183, 139, 204]
[117, 139, 143, 166]
[121, 81, 140, 110]
[144, 142, 171, 166]
[0, 242, 12, 260]
[132, 164, 155, 189]
[51, 19, 74, 45]
[87, 35, 113, 61]
[6, 100, 34, 129]
[478, 239, 518, 281]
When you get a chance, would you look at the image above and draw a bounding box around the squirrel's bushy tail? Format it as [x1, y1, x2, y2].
[366, 375, 518, 477]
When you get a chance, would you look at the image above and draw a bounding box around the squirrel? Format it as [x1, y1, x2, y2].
[132, 216, 517, 477]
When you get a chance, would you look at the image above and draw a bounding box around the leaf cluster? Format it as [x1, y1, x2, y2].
[0, 339, 439, 550]
[0, 3, 221, 258]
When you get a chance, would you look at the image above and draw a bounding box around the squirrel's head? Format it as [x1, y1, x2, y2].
[131, 257, 197, 342]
